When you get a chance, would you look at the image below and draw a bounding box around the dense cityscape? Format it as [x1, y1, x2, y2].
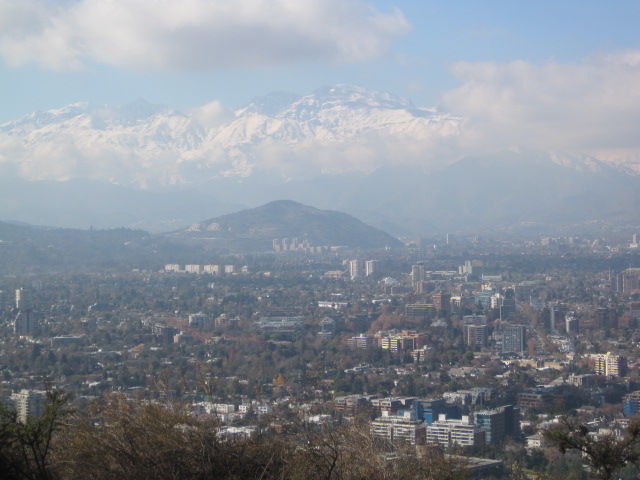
[2, 231, 640, 478]
[2, 1, 640, 478]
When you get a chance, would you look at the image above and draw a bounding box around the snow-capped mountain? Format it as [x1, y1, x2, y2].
[0, 85, 460, 187]
[2, 85, 640, 235]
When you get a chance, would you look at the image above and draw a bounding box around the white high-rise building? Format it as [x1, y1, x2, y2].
[365, 260, 378, 276]
[411, 265, 425, 284]
[11, 390, 46, 423]
[426, 415, 485, 447]
[594, 352, 627, 377]
[15, 288, 28, 310]
[349, 260, 363, 279]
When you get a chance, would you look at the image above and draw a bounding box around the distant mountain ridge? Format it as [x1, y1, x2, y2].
[0, 85, 459, 186]
[0, 200, 401, 274]
[2, 85, 640, 236]
[1, 149, 639, 236]
[170, 200, 402, 251]
[0, 177, 241, 233]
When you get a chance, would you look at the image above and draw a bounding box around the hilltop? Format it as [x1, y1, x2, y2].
[169, 200, 402, 252]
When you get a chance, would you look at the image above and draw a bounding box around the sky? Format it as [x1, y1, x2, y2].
[1, 0, 640, 165]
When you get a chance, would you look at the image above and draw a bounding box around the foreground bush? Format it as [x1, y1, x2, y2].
[52, 394, 292, 480]
[4, 391, 468, 479]
[0, 390, 70, 480]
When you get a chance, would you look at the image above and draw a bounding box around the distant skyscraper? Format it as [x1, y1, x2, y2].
[364, 260, 378, 277]
[474, 405, 519, 444]
[540, 305, 566, 333]
[464, 324, 487, 348]
[540, 306, 555, 331]
[15, 287, 27, 310]
[594, 352, 627, 377]
[595, 307, 617, 330]
[14, 309, 38, 337]
[459, 260, 482, 277]
[502, 325, 526, 353]
[411, 264, 425, 285]
[499, 288, 516, 320]
[349, 260, 363, 279]
[433, 291, 451, 313]
[11, 390, 46, 423]
[565, 316, 580, 335]
[617, 268, 640, 294]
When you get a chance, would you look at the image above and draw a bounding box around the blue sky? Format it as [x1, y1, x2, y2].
[1, 0, 640, 172]
[1, 0, 638, 123]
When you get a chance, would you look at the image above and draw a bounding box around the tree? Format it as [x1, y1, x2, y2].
[0, 389, 70, 480]
[51, 393, 470, 480]
[52, 393, 291, 480]
[544, 417, 640, 480]
[288, 420, 469, 480]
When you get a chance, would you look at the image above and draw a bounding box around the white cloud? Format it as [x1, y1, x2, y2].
[188, 101, 234, 128]
[0, 0, 409, 71]
[441, 51, 640, 160]
[242, 126, 459, 180]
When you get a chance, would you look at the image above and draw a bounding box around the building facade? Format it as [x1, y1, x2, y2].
[502, 325, 526, 353]
[464, 324, 487, 348]
[594, 352, 627, 377]
[426, 415, 485, 447]
[11, 390, 46, 423]
[14, 309, 39, 337]
[371, 412, 426, 445]
[473, 405, 520, 444]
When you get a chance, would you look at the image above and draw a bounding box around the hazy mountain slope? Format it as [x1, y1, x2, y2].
[0, 177, 241, 232]
[0, 221, 148, 271]
[249, 150, 640, 235]
[2, 86, 640, 236]
[169, 200, 402, 251]
[2, 149, 639, 236]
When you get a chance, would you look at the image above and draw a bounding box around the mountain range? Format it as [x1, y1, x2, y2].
[1, 85, 639, 236]
[0, 85, 458, 187]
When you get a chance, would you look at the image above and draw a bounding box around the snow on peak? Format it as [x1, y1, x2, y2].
[237, 92, 303, 117]
[0, 85, 455, 187]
